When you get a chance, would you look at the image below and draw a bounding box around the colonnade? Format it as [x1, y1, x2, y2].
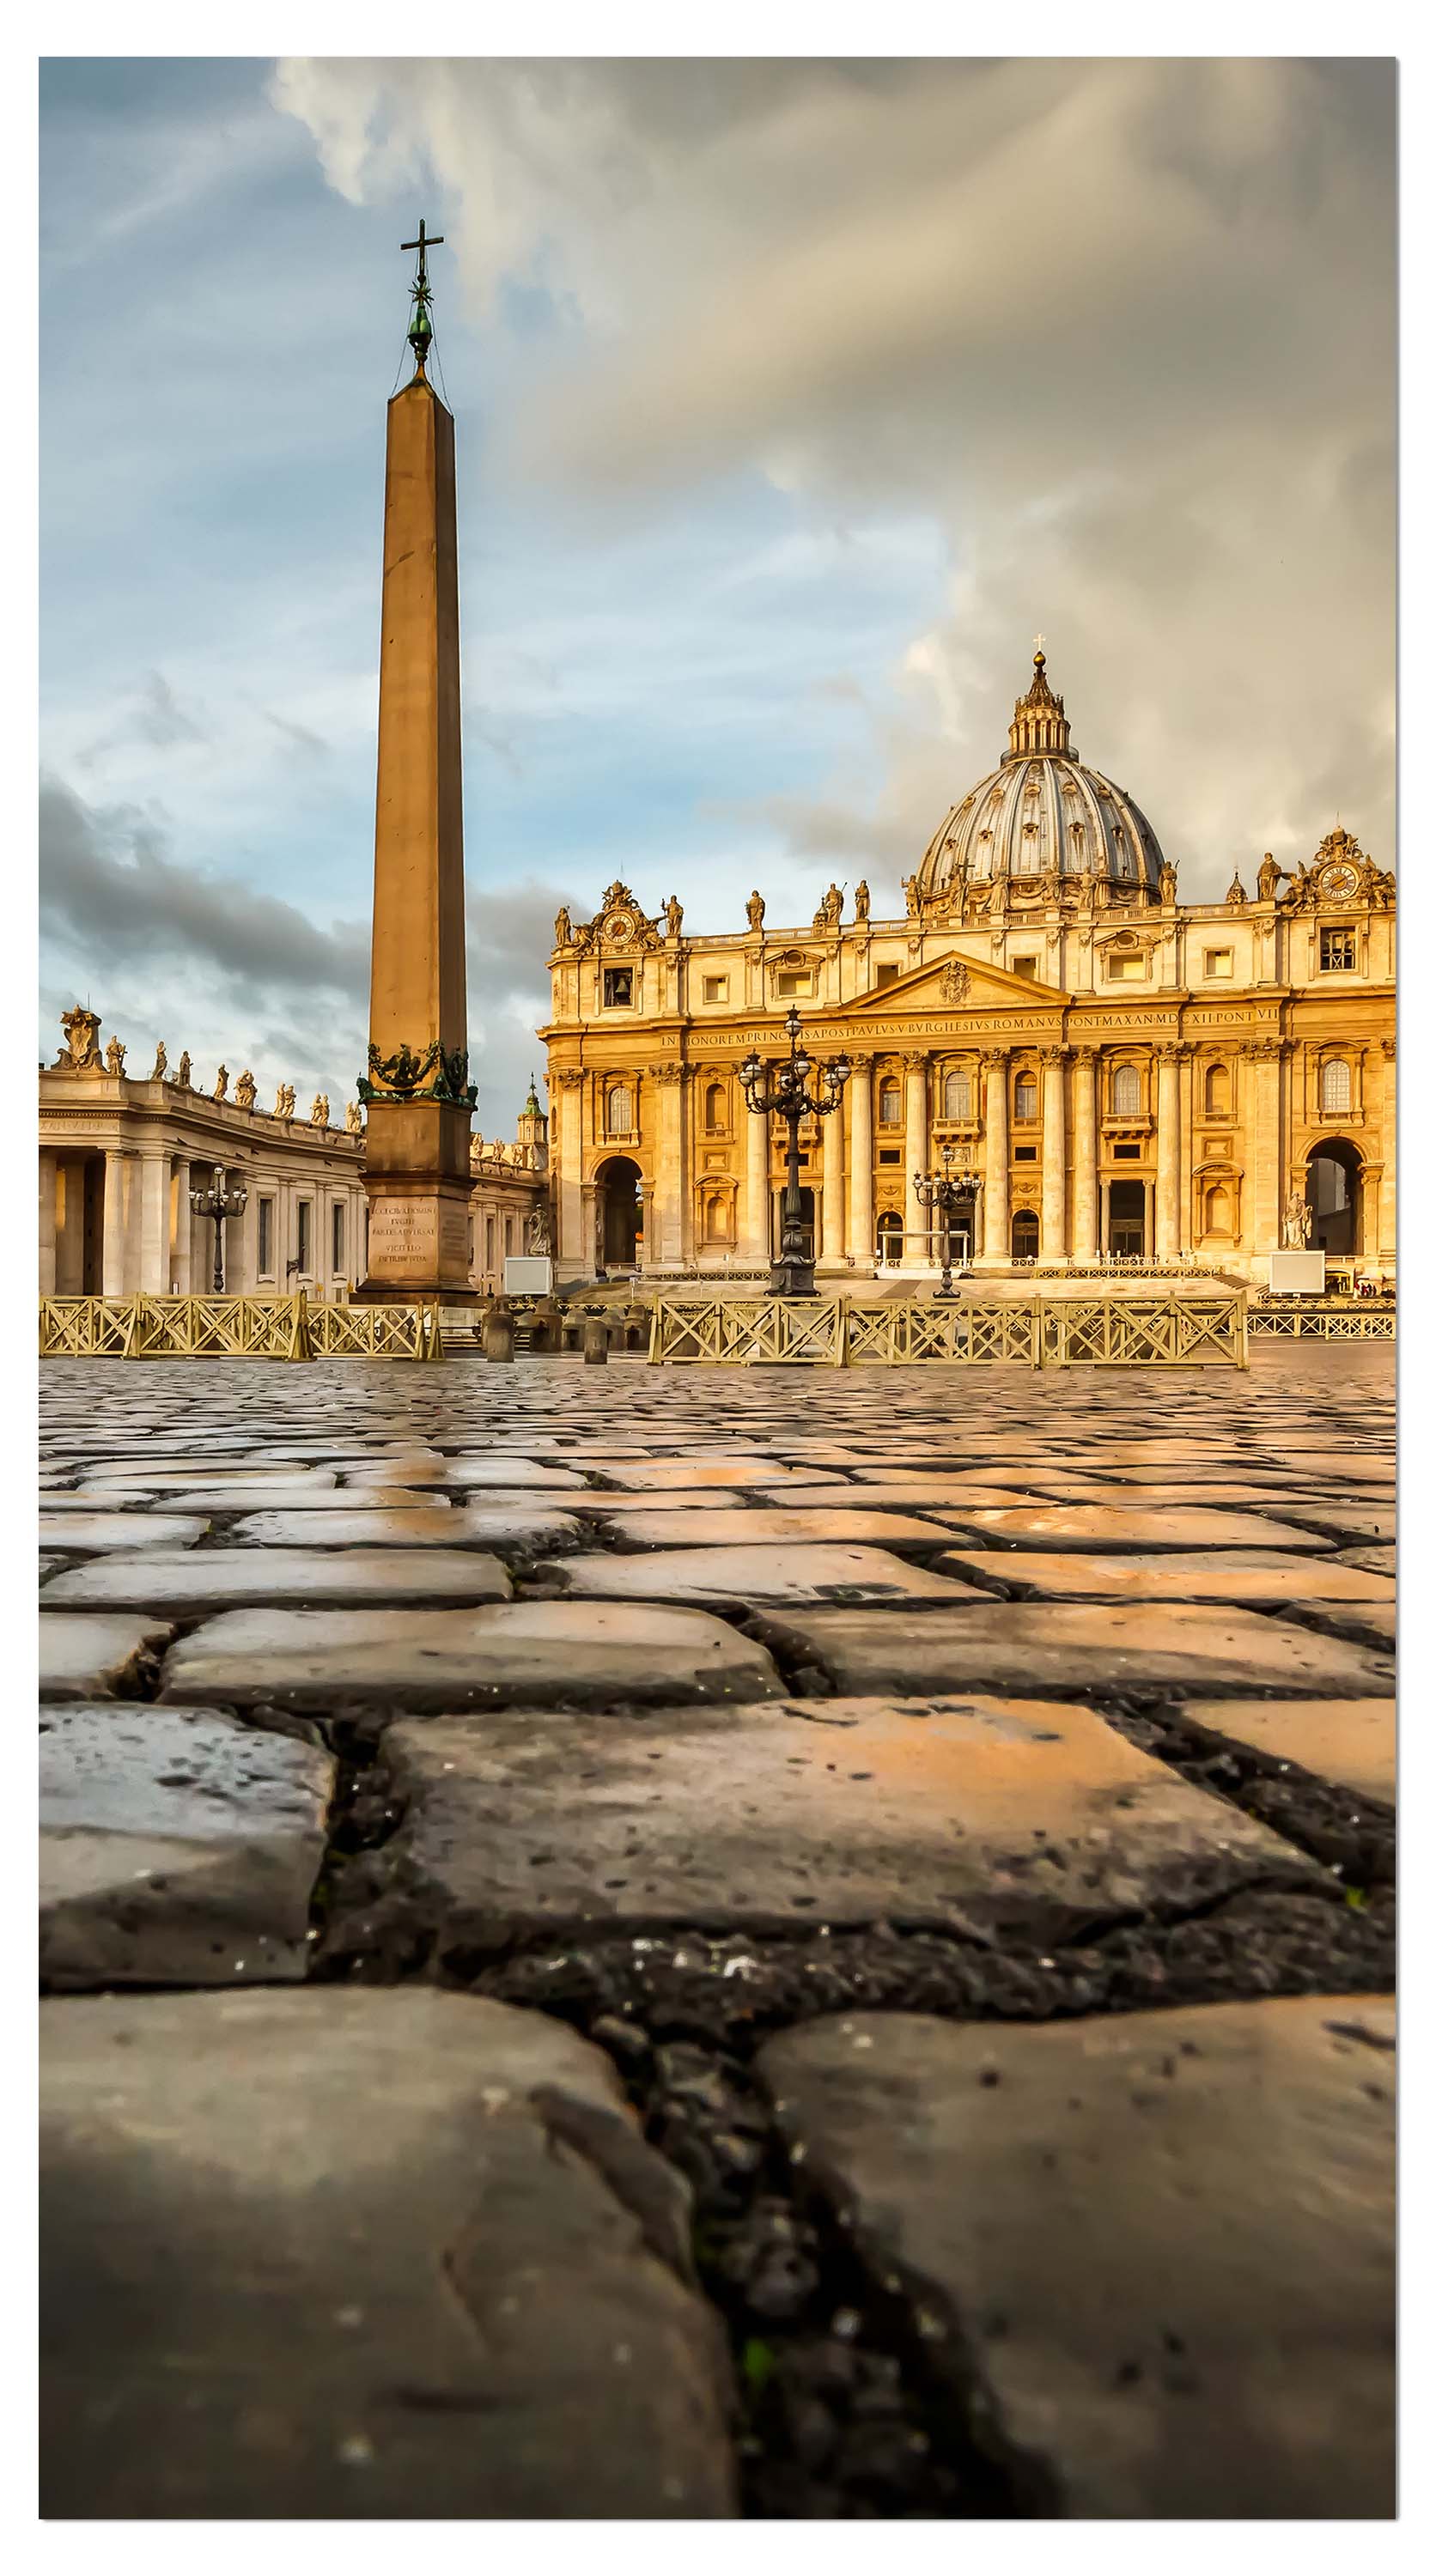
[40, 1149, 368, 1297]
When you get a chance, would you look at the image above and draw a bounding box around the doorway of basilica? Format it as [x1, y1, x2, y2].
[595, 1156, 643, 1270]
[1107, 1179, 1147, 1258]
[1306, 1139, 1361, 1255]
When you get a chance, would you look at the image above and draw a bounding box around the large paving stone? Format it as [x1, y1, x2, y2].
[336, 1694, 1321, 1953]
[753, 1603, 1392, 1699]
[934, 1550, 1394, 1604]
[1275, 1504, 1396, 1545]
[595, 1460, 832, 1489]
[40, 1613, 174, 1701]
[86, 1461, 338, 1487]
[548, 1545, 977, 1610]
[442, 1457, 591, 1489]
[935, 1504, 1329, 1552]
[161, 1601, 782, 1712]
[1333, 1544, 1396, 1577]
[40, 1989, 735, 2517]
[234, 1505, 584, 1553]
[1177, 1698, 1396, 1804]
[758, 1996, 1395, 2518]
[599, 1507, 963, 1550]
[42, 1549, 514, 1613]
[40, 1704, 333, 1988]
[758, 1483, 1037, 1510]
[36, 1512, 210, 1554]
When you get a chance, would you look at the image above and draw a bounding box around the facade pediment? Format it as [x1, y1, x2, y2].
[842, 953, 1068, 1018]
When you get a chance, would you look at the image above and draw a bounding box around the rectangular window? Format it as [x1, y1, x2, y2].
[873, 962, 901, 989]
[295, 1201, 312, 1276]
[1013, 1144, 1037, 1161]
[332, 1202, 344, 1273]
[1011, 956, 1038, 980]
[1107, 952, 1146, 981]
[1112, 1143, 1141, 1160]
[258, 1197, 274, 1277]
[776, 970, 812, 998]
[1204, 948, 1234, 979]
[702, 975, 729, 1004]
[1320, 926, 1357, 972]
[602, 967, 634, 1006]
[878, 1147, 902, 1164]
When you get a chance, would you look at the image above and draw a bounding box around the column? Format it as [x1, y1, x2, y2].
[139, 1151, 169, 1293]
[557, 1074, 584, 1275]
[845, 1057, 873, 1262]
[38, 1152, 57, 1295]
[903, 1054, 928, 1264]
[1040, 1047, 1068, 1262]
[820, 1091, 845, 1267]
[1155, 1043, 1183, 1261]
[171, 1159, 192, 1293]
[1070, 1048, 1098, 1261]
[978, 1051, 1008, 1268]
[656, 1067, 688, 1267]
[743, 1091, 770, 1266]
[101, 1151, 128, 1297]
[1378, 1039, 1396, 1263]
[1247, 1041, 1282, 1260]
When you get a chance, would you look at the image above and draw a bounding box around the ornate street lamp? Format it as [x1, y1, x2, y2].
[190, 1167, 248, 1294]
[739, 1005, 851, 1299]
[912, 1143, 977, 1299]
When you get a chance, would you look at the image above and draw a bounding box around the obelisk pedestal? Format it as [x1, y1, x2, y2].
[356, 233, 477, 1301]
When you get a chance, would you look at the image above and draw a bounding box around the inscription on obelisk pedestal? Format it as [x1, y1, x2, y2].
[356, 222, 478, 1302]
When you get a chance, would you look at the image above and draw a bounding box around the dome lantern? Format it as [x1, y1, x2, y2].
[1005, 651, 1075, 762]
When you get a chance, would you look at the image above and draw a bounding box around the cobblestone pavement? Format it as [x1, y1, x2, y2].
[40, 1344, 1396, 2518]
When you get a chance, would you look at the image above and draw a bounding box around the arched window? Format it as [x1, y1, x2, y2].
[606, 1084, 633, 1136]
[1012, 1211, 1040, 1260]
[878, 1078, 903, 1127]
[1013, 1074, 1038, 1123]
[1321, 1058, 1352, 1116]
[942, 1068, 972, 1121]
[704, 1081, 727, 1134]
[876, 1211, 904, 1262]
[1204, 1062, 1232, 1117]
[1111, 1063, 1141, 1116]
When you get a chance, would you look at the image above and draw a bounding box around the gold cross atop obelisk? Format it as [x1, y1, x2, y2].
[401, 219, 445, 377]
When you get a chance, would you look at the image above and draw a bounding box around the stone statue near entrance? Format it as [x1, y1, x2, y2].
[1282, 1191, 1313, 1249]
[745, 889, 766, 931]
[553, 905, 574, 949]
[1257, 853, 1283, 902]
[1159, 860, 1178, 905]
[526, 1200, 553, 1255]
[664, 895, 684, 939]
[854, 878, 870, 923]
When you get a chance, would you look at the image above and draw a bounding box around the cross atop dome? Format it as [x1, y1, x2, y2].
[1007, 646, 1074, 762]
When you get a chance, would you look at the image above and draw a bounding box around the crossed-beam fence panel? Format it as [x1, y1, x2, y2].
[648, 1297, 846, 1367]
[651, 1291, 1245, 1367]
[1249, 1304, 1395, 1340]
[1044, 1295, 1247, 1370]
[39, 1295, 442, 1361]
[843, 1301, 1038, 1366]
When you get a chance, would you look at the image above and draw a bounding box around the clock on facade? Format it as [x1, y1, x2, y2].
[1321, 860, 1360, 901]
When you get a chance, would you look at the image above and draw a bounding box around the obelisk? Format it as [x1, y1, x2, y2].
[356, 221, 477, 1298]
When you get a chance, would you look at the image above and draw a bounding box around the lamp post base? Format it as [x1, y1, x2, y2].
[770, 1256, 818, 1299]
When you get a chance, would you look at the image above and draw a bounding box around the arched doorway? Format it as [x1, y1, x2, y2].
[1011, 1210, 1039, 1262]
[595, 1157, 643, 1270]
[1306, 1139, 1362, 1255]
[876, 1211, 904, 1266]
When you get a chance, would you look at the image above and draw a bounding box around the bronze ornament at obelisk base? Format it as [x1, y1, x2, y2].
[355, 222, 478, 1300]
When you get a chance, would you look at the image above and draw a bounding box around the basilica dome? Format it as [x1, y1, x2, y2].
[915, 653, 1166, 903]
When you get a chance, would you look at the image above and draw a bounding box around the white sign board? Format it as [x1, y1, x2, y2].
[1268, 1250, 1326, 1296]
[504, 1255, 553, 1297]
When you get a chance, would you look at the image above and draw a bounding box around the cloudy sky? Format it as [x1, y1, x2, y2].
[40, 55, 1395, 1133]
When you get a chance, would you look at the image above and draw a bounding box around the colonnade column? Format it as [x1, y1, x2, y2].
[979, 1050, 1009, 1268]
[742, 1086, 770, 1267]
[1070, 1048, 1098, 1261]
[845, 1056, 873, 1263]
[902, 1054, 928, 1263]
[101, 1150, 129, 1297]
[139, 1150, 169, 1293]
[171, 1159, 192, 1293]
[39, 1153, 57, 1295]
[820, 1091, 845, 1267]
[1155, 1043, 1183, 1261]
[1040, 1046, 1068, 1263]
[556, 1073, 584, 1272]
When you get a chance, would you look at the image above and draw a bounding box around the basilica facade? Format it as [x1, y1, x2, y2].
[539, 653, 1395, 1287]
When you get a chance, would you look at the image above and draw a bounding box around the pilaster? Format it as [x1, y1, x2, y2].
[1070, 1047, 1098, 1261]
[1040, 1045, 1068, 1261]
[903, 1053, 928, 1261]
[978, 1050, 1009, 1267]
[845, 1056, 874, 1262]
